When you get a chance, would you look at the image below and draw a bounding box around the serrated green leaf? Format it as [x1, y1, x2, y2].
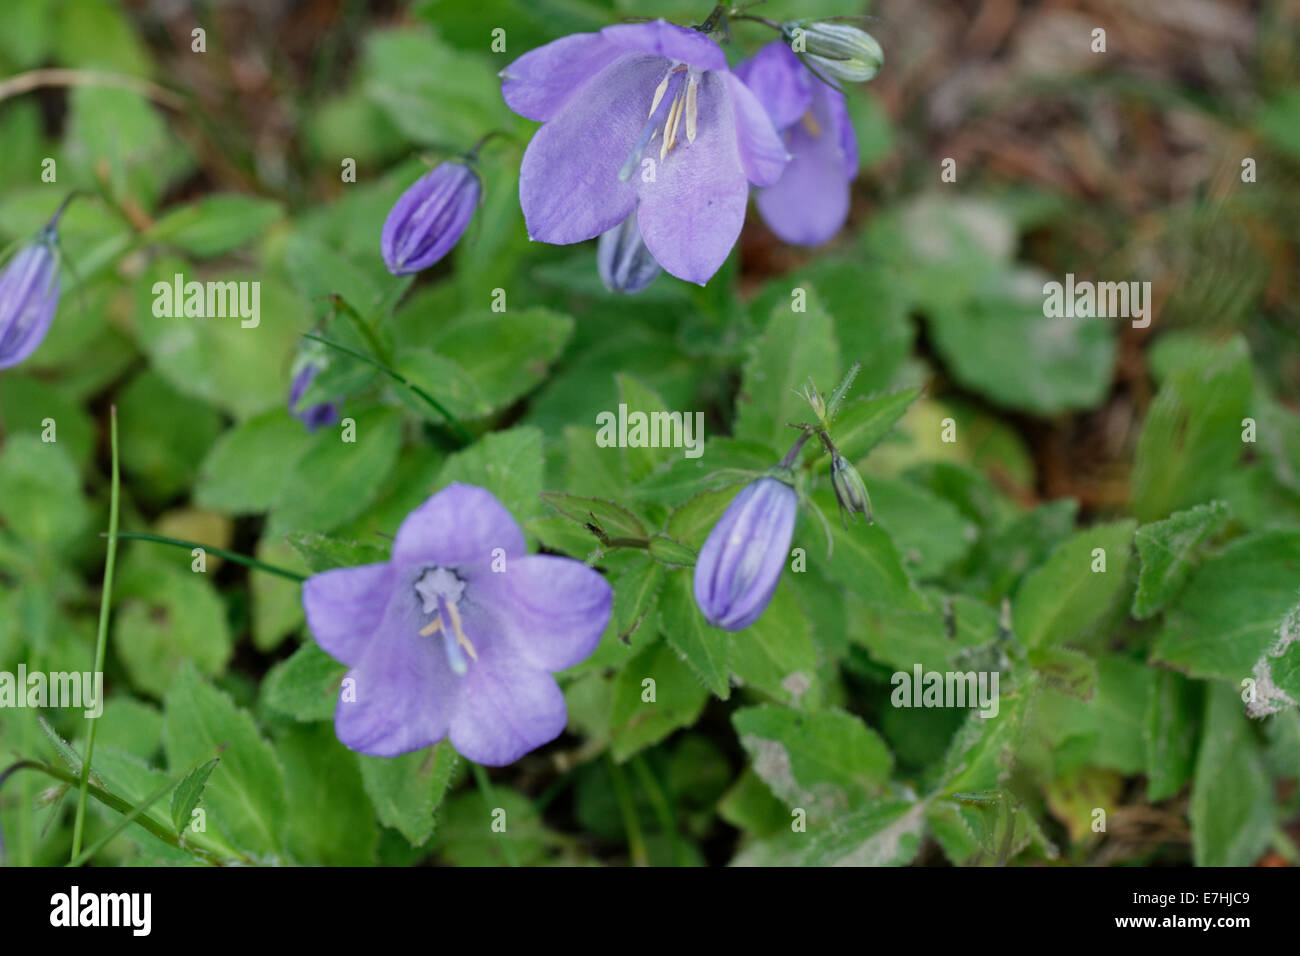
[611, 638, 710, 761]
[1190, 683, 1273, 866]
[284, 532, 389, 573]
[1132, 501, 1230, 618]
[169, 757, 219, 834]
[262, 642, 347, 722]
[658, 571, 730, 699]
[540, 492, 647, 540]
[358, 741, 458, 846]
[437, 426, 545, 524]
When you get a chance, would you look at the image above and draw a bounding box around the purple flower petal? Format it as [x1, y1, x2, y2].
[0, 242, 60, 369]
[448, 639, 567, 766]
[635, 71, 751, 285]
[391, 482, 526, 569]
[500, 32, 625, 122]
[519, 52, 667, 245]
[334, 589, 459, 757]
[302, 562, 394, 666]
[733, 41, 812, 131]
[725, 73, 791, 188]
[756, 121, 852, 246]
[380, 162, 479, 275]
[600, 20, 728, 72]
[692, 478, 797, 630]
[469, 554, 611, 672]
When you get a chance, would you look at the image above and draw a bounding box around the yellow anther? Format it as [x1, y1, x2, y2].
[801, 111, 822, 138]
[685, 75, 698, 144]
[445, 599, 478, 661]
[648, 73, 671, 119]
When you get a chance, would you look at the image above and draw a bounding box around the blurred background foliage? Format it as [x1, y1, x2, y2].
[0, 0, 1298, 866]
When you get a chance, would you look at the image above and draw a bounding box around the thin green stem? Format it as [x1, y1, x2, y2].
[607, 755, 648, 867]
[630, 755, 682, 866]
[470, 763, 522, 867]
[111, 531, 306, 582]
[326, 294, 391, 364]
[71, 405, 120, 861]
[303, 332, 472, 444]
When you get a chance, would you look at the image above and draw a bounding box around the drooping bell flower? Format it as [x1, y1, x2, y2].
[0, 210, 65, 370]
[501, 19, 789, 285]
[597, 209, 662, 294]
[381, 160, 480, 276]
[287, 357, 340, 431]
[693, 477, 797, 631]
[735, 41, 858, 247]
[302, 483, 612, 764]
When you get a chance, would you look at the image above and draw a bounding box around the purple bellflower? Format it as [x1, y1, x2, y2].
[302, 483, 612, 765]
[381, 160, 480, 276]
[501, 19, 789, 285]
[287, 359, 340, 431]
[0, 217, 63, 370]
[693, 476, 797, 631]
[735, 41, 858, 247]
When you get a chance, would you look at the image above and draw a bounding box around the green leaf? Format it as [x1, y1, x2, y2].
[1012, 520, 1136, 649]
[540, 492, 647, 540]
[284, 532, 389, 573]
[820, 387, 921, 467]
[117, 369, 224, 500]
[796, 800, 926, 867]
[1151, 530, 1300, 682]
[732, 705, 892, 820]
[114, 553, 234, 698]
[1028, 645, 1097, 700]
[401, 308, 573, 420]
[665, 483, 745, 550]
[0, 435, 88, 551]
[262, 642, 347, 722]
[1145, 671, 1200, 802]
[279, 723, 378, 865]
[1132, 336, 1252, 521]
[169, 757, 219, 834]
[614, 373, 681, 483]
[0, 375, 96, 472]
[925, 268, 1116, 415]
[1036, 656, 1151, 775]
[611, 638, 710, 762]
[658, 571, 730, 699]
[1132, 501, 1230, 619]
[734, 286, 839, 450]
[628, 438, 773, 505]
[358, 741, 458, 847]
[868, 477, 977, 580]
[361, 27, 510, 147]
[1190, 683, 1273, 866]
[196, 410, 315, 514]
[148, 195, 282, 257]
[727, 584, 820, 707]
[163, 665, 287, 857]
[438, 426, 545, 524]
[612, 557, 665, 644]
[268, 407, 404, 534]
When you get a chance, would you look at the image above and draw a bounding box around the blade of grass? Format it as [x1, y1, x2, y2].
[111, 531, 306, 582]
[70, 405, 120, 860]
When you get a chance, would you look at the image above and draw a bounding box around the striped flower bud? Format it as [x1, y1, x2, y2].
[0, 222, 61, 370]
[597, 209, 662, 294]
[783, 21, 884, 85]
[830, 452, 871, 526]
[381, 161, 480, 276]
[693, 477, 798, 631]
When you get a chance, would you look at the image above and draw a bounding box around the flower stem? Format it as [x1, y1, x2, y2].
[303, 332, 473, 445]
[470, 762, 522, 867]
[70, 405, 119, 862]
[110, 531, 307, 582]
[607, 755, 649, 866]
[630, 755, 683, 866]
[778, 428, 814, 469]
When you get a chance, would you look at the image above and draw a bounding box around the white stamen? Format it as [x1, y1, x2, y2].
[685, 75, 699, 144]
[648, 72, 671, 118]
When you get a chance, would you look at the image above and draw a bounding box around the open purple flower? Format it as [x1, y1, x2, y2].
[302, 483, 612, 765]
[735, 41, 857, 247]
[693, 477, 797, 631]
[0, 224, 61, 370]
[381, 161, 479, 275]
[287, 361, 340, 431]
[501, 19, 788, 285]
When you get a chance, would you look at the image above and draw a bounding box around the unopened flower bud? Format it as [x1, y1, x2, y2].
[288, 352, 340, 431]
[783, 21, 884, 84]
[0, 222, 62, 369]
[830, 452, 871, 525]
[693, 477, 798, 631]
[597, 210, 662, 294]
[381, 161, 480, 275]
